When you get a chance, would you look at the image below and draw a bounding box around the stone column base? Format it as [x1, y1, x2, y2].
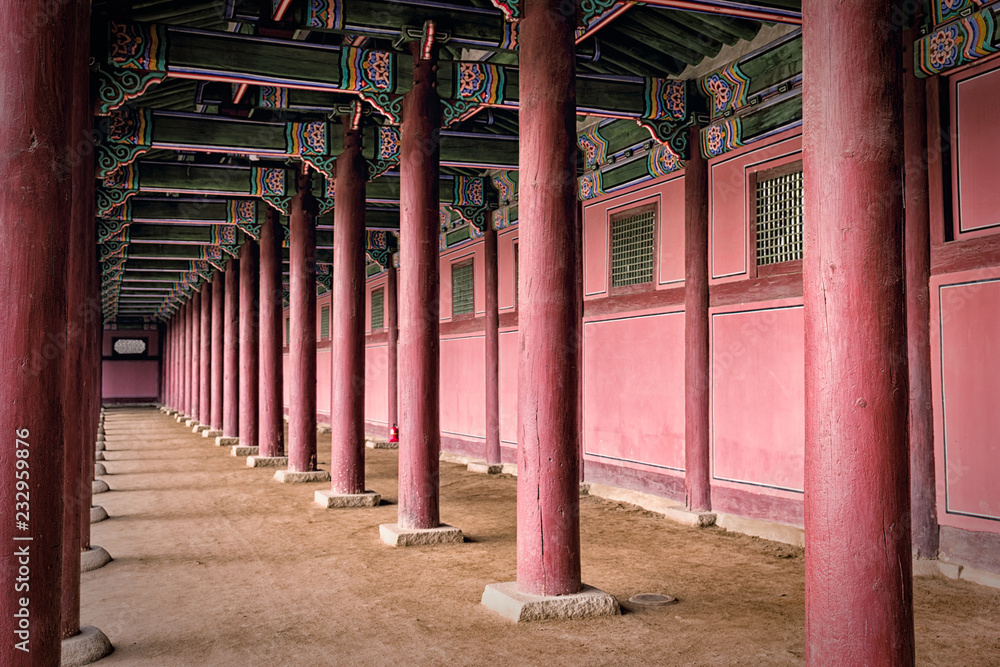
[92, 480, 110, 494]
[95, 441, 105, 452]
[467, 461, 503, 475]
[273, 469, 331, 484]
[193, 424, 209, 434]
[201, 429, 223, 438]
[91, 506, 109, 523]
[95, 451, 105, 462]
[366, 439, 398, 450]
[315, 489, 381, 508]
[96, 433, 105, 443]
[184, 419, 197, 427]
[501, 463, 518, 476]
[81, 546, 112, 572]
[481, 582, 620, 622]
[232, 445, 258, 457]
[246, 455, 288, 468]
[61, 625, 113, 667]
[379, 523, 464, 547]
[215, 436, 239, 446]
[94, 463, 107, 477]
[176, 415, 187, 423]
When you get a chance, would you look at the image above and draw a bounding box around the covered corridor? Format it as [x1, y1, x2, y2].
[84, 407, 999, 665]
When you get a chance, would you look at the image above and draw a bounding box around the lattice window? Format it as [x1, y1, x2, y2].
[452, 260, 474, 316]
[113, 338, 147, 356]
[371, 289, 384, 331]
[611, 207, 656, 288]
[755, 168, 803, 266]
[320, 306, 330, 340]
[285, 317, 290, 345]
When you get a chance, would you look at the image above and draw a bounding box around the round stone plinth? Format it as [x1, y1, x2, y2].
[315, 489, 381, 508]
[61, 625, 113, 667]
[628, 593, 678, 606]
[95, 463, 107, 477]
[81, 545, 112, 572]
[91, 506, 109, 523]
[92, 479, 110, 494]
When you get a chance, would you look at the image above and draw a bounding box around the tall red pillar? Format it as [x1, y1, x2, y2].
[514, 0, 581, 596]
[803, 0, 914, 663]
[397, 41, 443, 530]
[188, 294, 200, 422]
[210, 271, 225, 431]
[386, 263, 398, 432]
[200, 279, 213, 425]
[258, 209, 285, 458]
[329, 122, 368, 495]
[0, 0, 73, 661]
[684, 124, 711, 512]
[239, 241, 259, 450]
[184, 301, 194, 417]
[484, 224, 501, 465]
[223, 260, 240, 438]
[903, 27, 938, 560]
[286, 168, 319, 475]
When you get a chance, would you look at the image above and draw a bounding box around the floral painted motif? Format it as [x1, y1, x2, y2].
[929, 25, 961, 69]
[379, 127, 401, 160]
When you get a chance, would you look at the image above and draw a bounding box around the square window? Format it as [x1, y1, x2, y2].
[371, 289, 384, 331]
[753, 163, 803, 268]
[452, 260, 474, 316]
[320, 306, 330, 340]
[610, 205, 656, 288]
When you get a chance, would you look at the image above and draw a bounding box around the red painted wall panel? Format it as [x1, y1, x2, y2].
[710, 302, 804, 497]
[498, 230, 518, 312]
[102, 360, 159, 399]
[365, 343, 389, 426]
[582, 310, 686, 472]
[952, 61, 1000, 238]
[931, 268, 1000, 533]
[499, 329, 518, 445]
[439, 334, 486, 440]
[101, 329, 161, 400]
[708, 131, 802, 283]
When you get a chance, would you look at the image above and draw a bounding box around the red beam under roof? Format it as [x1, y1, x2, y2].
[641, 0, 802, 25]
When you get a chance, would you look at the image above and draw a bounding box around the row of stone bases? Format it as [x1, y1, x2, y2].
[160, 405, 622, 622]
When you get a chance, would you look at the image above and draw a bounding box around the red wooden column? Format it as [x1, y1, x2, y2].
[199, 281, 213, 426]
[393, 38, 447, 535]
[514, 0, 581, 597]
[191, 291, 203, 423]
[484, 224, 501, 465]
[903, 27, 938, 560]
[239, 240, 259, 451]
[283, 168, 322, 479]
[326, 119, 373, 501]
[223, 260, 240, 439]
[185, 300, 195, 418]
[386, 263, 398, 432]
[803, 0, 914, 663]
[210, 271, 225, 433]
[684, 124, 711, 512]
[258, 209, 285, 459]
[0, 0, 72, 661]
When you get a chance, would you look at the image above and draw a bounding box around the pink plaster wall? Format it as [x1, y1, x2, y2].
[582, 309, 686, 473]
[365, 343, 389, 426]
[582, 174, 685, 299]
[101, 328, 161, 400]
[498, 230, 518, 312]
[710, 301, 804, 498]
[440, 334, 486, 440]
[708, 130, 802, 283]
[499, 329, 518, 446]
[931, 267, 1000, 534]
[952, 60, 1000, 238]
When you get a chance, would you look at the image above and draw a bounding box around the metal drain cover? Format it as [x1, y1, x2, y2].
[628, 593, 678, 606]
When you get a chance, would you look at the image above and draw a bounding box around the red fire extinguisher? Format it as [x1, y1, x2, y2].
[389, 424, 399, 443]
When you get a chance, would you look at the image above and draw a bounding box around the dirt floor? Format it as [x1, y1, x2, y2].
[84, 407, 1000, 666]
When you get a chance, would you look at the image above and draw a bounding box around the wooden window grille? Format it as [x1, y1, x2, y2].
[452, 260, 474, 316]
[112, 338, 147, 357]
[755, 168, 804, 266]
[320, 306, 330, 340]
[371, 289, 384, 331]
[611, 207, 656, 288]
[285, 317, 290, 345]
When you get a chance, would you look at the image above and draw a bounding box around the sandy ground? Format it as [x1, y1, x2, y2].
[83, 407, 1000, 666]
